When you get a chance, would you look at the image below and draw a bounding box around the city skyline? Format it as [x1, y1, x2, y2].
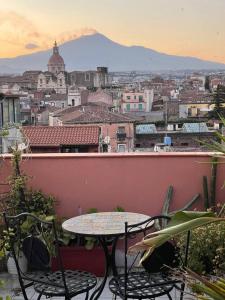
[0, 0, 225, 64]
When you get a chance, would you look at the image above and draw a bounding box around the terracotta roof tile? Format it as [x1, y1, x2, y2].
[22, 126, 99, 146]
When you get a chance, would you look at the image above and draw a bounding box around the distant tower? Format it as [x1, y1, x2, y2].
[47, 41, 65, 75]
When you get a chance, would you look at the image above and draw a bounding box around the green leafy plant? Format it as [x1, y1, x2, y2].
[0, 279, 12, 300]
[129, 210, 225, 300]
[1, 148, 57, 260]
[114, 206, 125, 212]
[129, 210, 225, 264]
[177, 206, 225, 276]
[180, 268, 225, 300]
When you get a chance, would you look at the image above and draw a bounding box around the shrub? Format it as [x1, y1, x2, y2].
[177, 214, 225, 276]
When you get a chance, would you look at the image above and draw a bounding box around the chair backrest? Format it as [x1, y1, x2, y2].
[124, 215, 191, 277]
[3, 212, 69, 299]
[123, 215, 179, 295]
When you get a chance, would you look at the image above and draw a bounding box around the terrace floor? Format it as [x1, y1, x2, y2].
[0, 272, 194, 299]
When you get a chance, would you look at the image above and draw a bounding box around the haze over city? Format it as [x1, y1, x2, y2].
[0, 0, 225, 64]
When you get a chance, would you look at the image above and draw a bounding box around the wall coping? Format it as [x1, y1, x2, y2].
[1, 152, 219, 159]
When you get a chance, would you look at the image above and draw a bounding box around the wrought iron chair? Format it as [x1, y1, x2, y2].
[109, 215, 189, 300]
[3, 212, 97, 300]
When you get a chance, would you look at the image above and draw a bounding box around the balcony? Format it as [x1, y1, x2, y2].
[116, 132, 127, 141]
[0, 152, 224, 299]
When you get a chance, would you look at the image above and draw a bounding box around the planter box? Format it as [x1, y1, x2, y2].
[51, 246, 105, 277]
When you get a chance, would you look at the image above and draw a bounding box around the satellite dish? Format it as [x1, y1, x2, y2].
[104, 136, 110, 144]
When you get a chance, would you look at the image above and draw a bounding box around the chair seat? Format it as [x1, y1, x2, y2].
[109, 271, 174, 299]
[31, 270, 97, 297]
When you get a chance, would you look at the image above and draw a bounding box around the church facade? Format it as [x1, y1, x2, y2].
[37, 42, 68, 93]
[37, 41, 111, 94]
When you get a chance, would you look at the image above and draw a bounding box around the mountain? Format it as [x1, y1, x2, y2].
[0, 33, 225, 73]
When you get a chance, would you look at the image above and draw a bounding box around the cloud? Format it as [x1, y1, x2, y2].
[25, 43, 39, 50]
[0, 10, 97, 56]
[57, 28, 98, 44]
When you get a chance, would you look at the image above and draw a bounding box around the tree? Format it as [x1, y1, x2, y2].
[204, 75, 210, 91]
[210, 85, 225, 119]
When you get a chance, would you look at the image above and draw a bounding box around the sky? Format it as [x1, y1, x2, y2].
[0, 0, 225, 63]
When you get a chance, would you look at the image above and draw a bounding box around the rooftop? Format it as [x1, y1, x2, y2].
[22, 126, 100, 146]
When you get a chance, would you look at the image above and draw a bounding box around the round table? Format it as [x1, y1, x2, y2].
[62, 212, 152, 299]
[62, 211, 151, 237]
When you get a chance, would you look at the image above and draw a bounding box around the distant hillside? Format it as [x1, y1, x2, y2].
[0, 33, 225, 73]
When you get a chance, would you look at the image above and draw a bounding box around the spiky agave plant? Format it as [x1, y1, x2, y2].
[182, 268, 225, 300]
[128, 209, 225, 300]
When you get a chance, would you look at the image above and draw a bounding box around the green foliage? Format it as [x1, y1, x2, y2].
[7, 149, 55, 216]
[177, 208, 225, 276]
[1, 149, 57, 258]
[210, 85, 225, 119]
[0, 280, 12, 300]
[129, 210, 225, 265]
[114, 206, 125, 212]
[86, 208, 98, 214]
[183, 268, 225, 300]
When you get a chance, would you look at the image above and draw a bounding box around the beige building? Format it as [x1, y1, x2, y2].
[37, 42, 68, 94]
[121, 90, 154, 113]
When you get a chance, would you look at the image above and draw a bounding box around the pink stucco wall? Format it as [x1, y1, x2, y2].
[1, 153, 224, 218]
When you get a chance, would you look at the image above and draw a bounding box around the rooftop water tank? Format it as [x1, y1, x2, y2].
[164, 136, 172, 146]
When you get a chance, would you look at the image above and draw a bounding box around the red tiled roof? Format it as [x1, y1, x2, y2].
[22, 126, 99, 146]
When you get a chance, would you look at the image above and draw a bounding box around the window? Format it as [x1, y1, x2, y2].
[40, 79, 43, 84]
[127, 96, 130, 100]
[139, 95, 143, 102]
[134, 95, 136, 99]
[118, 126, 125, 134]
[72, 99, 75, 106]
[126, 104, 130, 111]
[138, 103, 143, 111]
[85, 72, 90, 81]
[59, 79, 62, 86]
[117, 144, 126, 152]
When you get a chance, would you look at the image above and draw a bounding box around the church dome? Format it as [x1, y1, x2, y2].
[48, 52, 64, 65]
[47, 41, 65, 75]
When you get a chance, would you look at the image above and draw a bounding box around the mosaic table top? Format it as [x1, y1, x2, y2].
[62, 212, 152, 237]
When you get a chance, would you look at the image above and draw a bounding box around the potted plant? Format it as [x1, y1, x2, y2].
[1, 148, 56, 274]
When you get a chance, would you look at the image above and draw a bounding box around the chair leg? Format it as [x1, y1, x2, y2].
[85, 290, 89, 300]
[37, 292, 43, 300]
[167, 292, 173, 300]
[180, 282, 185, 300]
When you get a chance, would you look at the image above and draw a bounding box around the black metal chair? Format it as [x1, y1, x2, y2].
[109, 215, 189, 300]
[3, 212, 97, 300]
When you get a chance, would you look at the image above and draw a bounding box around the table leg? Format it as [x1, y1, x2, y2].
[89, 237, 110, 300]
[90, 236, 120, 299]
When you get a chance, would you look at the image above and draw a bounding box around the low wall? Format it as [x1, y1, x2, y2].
[1, 153, 224, 218]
